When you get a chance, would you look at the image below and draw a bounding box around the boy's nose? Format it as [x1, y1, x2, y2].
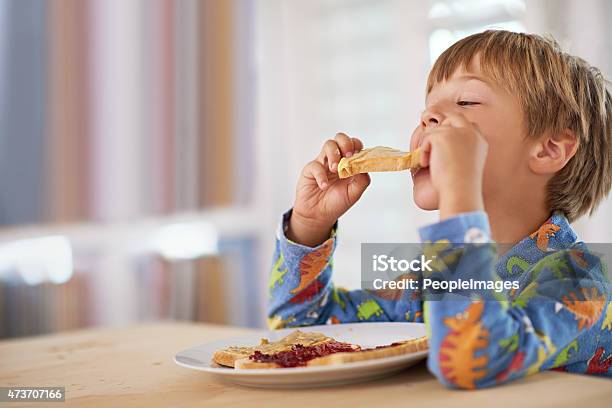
[421, 109, 443, 128]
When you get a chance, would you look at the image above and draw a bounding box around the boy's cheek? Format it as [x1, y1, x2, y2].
[481, 154, 515, 200]
[413, 173, 439, 210]
[481, 142, 522, 189]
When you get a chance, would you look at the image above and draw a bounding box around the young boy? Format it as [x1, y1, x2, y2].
[267, 30, 612, 388]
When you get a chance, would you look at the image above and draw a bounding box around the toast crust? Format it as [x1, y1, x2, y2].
[213, 346, 255, 367]
[234, 358, 281, 369]
[306, 336, 428, 367]
[338, 146, 421, 178]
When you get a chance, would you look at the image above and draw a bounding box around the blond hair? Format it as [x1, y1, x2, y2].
[427, 30, 612, 222]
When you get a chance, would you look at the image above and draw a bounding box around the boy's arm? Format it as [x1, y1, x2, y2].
[421, 211, 609, 388]
[267, 209, 423, 328]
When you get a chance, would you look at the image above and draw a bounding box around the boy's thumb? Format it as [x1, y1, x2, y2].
[346, 173, 371, 200]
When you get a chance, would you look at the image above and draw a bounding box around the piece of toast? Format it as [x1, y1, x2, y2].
[213, 330, 333, 368]
[233, 341, 362, 369]
[338, 146, 421, 179]
[213, 345, 257, 368]
[231, 335, 428, 369]
[306, 336, 428, 367]
[234, 358, 281, 369]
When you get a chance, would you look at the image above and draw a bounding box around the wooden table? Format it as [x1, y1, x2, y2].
[0, 322, 609, 407]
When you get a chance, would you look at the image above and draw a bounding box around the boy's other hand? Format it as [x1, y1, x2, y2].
[419, 113, 488, 220]
[288, 133, 371, 247]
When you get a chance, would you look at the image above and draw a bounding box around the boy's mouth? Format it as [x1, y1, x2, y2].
[411, 166, 428, 179]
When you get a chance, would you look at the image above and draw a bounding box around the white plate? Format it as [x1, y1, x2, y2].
[174, 322, 428, 388]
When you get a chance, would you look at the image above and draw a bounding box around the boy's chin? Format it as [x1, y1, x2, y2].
[412, 184, 439, 211]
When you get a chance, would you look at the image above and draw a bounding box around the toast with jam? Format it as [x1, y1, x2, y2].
[212, 330, 342, 368]
[212, 330, 428, 369]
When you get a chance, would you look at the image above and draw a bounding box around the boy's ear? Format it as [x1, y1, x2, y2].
[529, 129, 578, 175]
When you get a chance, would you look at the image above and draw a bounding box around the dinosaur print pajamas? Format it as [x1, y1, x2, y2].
[267, 210, 611, 388]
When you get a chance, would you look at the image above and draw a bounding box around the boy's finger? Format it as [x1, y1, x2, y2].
[335, 132, 355, 157]
[419, 137, 432, 168]
[303, 160, 330, 189]
[438, 114, 484, 139]
[409, 125, 422, 152]
[346, 173, 371, 201]
[318, 139, 342, 171]
[469, 120, 484, 135]
[440, 112, 471, 128]
[352, 137, 364, 152]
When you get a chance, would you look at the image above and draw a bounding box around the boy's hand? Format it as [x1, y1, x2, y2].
[419, 113, 488, 220]
[288, 133, 371, 247]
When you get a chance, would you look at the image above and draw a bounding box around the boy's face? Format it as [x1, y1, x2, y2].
[410, 58, 531, 211]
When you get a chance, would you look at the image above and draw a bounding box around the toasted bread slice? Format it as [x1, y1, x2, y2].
[234, 358, 281, 369]
[230, 335, 428, 370]
[213, 346, 256, 367]
[338, 146, 421, 178]
[307, 336, 428, 367]
[212, 330, 333, 368]
[234, 340, 361, 369]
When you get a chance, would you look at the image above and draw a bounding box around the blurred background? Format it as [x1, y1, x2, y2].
[0, 0, 611, 338]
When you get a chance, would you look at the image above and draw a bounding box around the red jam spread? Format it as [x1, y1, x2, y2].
[249, 341, 358, 367]
[249, 340, 406, 367]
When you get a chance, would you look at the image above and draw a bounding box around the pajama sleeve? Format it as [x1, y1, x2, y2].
[420, 211, 610, 388]
[267, 209, 423, 329]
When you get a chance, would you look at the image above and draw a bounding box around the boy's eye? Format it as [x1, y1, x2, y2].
[457, 101, 480, 106]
